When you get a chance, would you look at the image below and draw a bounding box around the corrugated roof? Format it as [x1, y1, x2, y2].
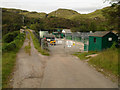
[89, 31, 111, 37]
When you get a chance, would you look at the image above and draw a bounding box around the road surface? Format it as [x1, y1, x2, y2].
[11, 31, 118, 88]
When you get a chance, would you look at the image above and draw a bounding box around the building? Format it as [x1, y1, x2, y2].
[72, 32, 81, 41]
[43, 34, 55, 42]
[88, 31, 118, 51]
[52, 32, 64, 38]
[62, 29, 72, 40]
[39, 31, 48, 38]
[66, 32, 90, 43]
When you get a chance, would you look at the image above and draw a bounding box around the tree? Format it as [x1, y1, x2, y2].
[30, 23, 44, 33]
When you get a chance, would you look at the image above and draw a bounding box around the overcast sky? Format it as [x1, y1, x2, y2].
[0, 0, 111, 14]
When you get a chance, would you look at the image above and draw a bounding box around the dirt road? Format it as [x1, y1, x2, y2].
[12, 31, 118, 88]
[12, 32, 48, 88]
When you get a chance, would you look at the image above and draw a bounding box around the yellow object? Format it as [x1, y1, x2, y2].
[50, 40, 56, 45]
[73, 43, 75, 46]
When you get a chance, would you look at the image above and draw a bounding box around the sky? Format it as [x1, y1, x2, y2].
[0, 0, 111, 14]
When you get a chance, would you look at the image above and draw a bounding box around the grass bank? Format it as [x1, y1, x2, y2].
[24, 32, 31, 55]
[24, 41, 31, 55]
[73, 51, 98, 60]
[2, 33, 25, 88]
[74, 48, 119, 82]
[88, 48, 119, 78]
[29, 30, 49, 56]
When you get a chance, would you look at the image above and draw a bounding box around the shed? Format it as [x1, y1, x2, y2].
[88, 31, 118, 51]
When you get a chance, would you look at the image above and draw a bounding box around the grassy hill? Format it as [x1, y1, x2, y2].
[85, 9, 104, 19]
[70, 10, 104, 20]
[3, 7, 107, 20]
[2, 7, 111, 33]
[2, 8, 47, 19]
[21, 12, 47, 19]
[48, 8, 107, 20]
[48, 8, 80, 19]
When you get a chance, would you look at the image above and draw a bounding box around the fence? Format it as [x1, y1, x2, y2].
[65, 34, 89, 51]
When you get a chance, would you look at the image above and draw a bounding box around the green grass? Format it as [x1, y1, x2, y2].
[88, 48, 119, 76]
[21, 12, 46, 19]
[26, 33, 30, 40]
[73, 51, 97, 60]
[2, 52, 17, 88]
[25, 32, 31, 55]
[2, 33, 25, 88]
[48, 8, 80, 19]
[24, 41, 31, 55]
[0, 43, 2, 89]
[29, 30, 49, 56]
[74, 48, 119, 82]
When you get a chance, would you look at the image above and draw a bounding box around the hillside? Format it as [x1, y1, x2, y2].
[48, 8, 80, 19]
[3, 6, 113, 34]
[21, 12, 47, 19]
[2, 7, 106, 20]
[2, 8, 47, 19]
[47, 8, 107, 20]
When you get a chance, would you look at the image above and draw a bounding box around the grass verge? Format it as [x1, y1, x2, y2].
[2, 33, 25, 88]
[88, 48, 119, 78]
[24, 41, 31, 55]
[26, 32, 30, 40]
[74, 48, 119, 82]
[29, 30, 49, 56]
[73, 51, 97, 60]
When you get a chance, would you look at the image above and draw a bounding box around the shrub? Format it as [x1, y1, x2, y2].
[2, 33, 25, 88]
[3, 31, 19, 43]
[110, 42, 117, 49]
[2, 33, 25, 52]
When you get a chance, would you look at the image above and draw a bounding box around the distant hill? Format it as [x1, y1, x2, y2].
[2, 7, 111, 34]
[2, 8, 47, 19]
[48, 8, 80, 19]
[2, 7, 107, 20]
[21, 12, 47, 19]
[47, 8, 107, 20]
